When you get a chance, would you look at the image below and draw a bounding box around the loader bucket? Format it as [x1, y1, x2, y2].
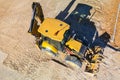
[28, 2, 44, 35]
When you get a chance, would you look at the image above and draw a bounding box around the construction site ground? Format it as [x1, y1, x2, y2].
[0, 0, 120, 80]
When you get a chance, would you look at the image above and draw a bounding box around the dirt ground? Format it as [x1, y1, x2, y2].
[0, 0, 120, 80]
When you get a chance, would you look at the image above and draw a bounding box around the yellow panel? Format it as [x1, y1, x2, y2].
[66, 39, 82, 52]
[38, 18, 70, 42]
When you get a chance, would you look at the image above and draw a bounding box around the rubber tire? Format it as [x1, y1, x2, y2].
[38, 40, 57, 57]
[41, 48, 57, 57]
[65, 55, 82, 68]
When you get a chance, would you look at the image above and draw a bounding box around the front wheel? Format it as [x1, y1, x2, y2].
[65, 55, 82, 68]
[38, 41, 58, 57]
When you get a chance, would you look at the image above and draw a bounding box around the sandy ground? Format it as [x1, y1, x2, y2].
[0, 51, 25, 80]
[0, 0, 120, 80]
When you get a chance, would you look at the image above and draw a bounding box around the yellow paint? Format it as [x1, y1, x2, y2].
[38, 18, 70, 42]
[41, 41, 58, 54]
[92, 54, 101, 61]
[87, 63, 98, 71]
[90, 63, 96, 69]
[66, 39, 82, 52]
[94, 46, 102, 52]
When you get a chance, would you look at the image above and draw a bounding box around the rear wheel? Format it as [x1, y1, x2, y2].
[65, 55, 82, 68]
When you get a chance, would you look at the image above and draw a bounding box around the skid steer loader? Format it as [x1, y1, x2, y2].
[28, 0, 104, 74]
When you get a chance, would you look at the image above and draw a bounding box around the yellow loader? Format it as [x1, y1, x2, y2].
[28, 0, 104, 74]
